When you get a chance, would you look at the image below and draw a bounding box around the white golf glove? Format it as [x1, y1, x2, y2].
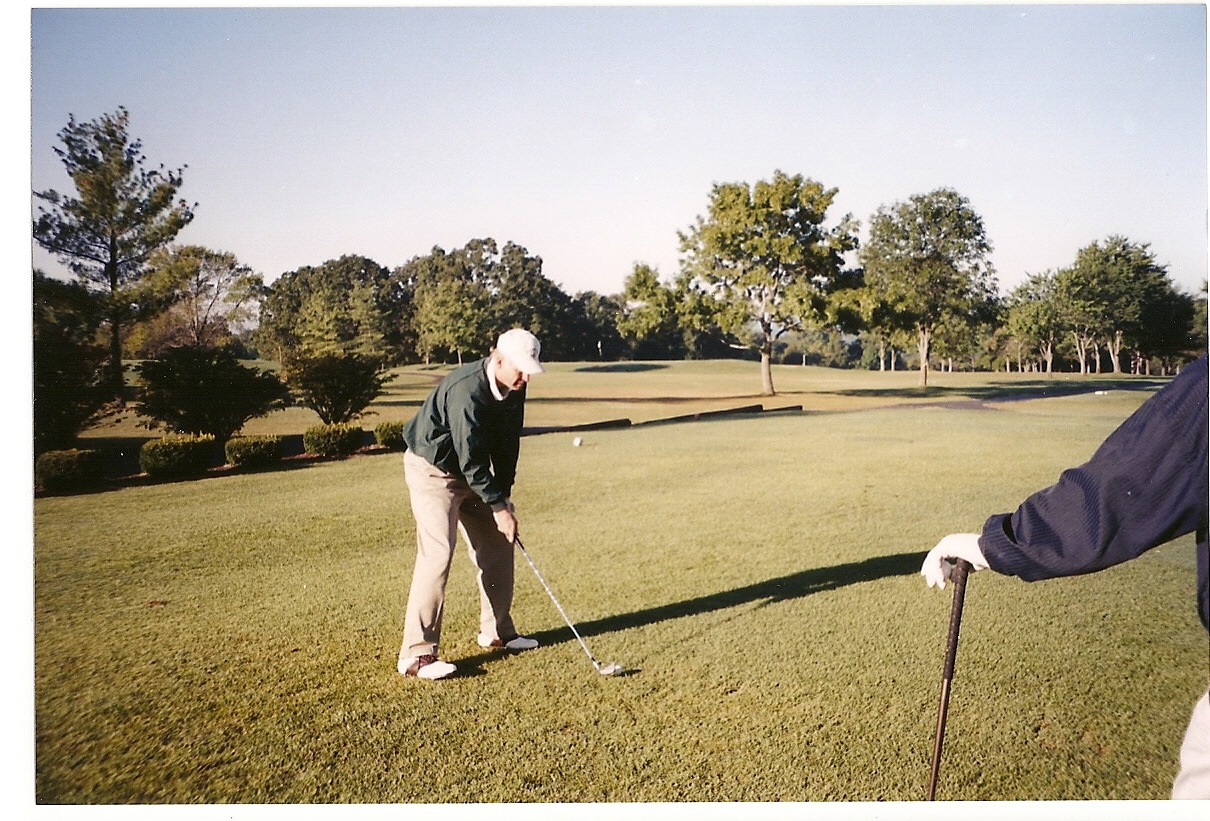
[921, 533, 989, 589]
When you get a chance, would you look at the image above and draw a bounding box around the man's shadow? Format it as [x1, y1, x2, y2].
[463, 551, 923, 672]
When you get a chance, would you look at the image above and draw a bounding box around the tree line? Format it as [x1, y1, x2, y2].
[33, 108, 1208, 453]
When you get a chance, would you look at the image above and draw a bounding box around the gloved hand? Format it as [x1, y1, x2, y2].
[921, 533, 989, 589]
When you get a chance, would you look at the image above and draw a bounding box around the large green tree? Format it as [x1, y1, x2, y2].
[616, 263, 685, 359]
[256, 254, 401, 362]
[1057, 236, 1178, 373]
[1006, 272, 1064, 374]
[405, 241, 494, 364]
[403, 238, 586, 363]
[570, 291, 627, 360]
[678, 170, 858, 395]
[33, 271, 109, 453]
[859, 188, 997, 386]
[131, 245, 263, 356]
[1132, 281, 1199, 373]
[33, 107, 195, 402]
[484, 240, 582, 359]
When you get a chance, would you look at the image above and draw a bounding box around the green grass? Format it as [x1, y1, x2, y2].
[35, 365, 1205, 803]
[78, 358, 1172, 439]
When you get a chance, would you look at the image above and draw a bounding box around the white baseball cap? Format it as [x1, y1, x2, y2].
[495, 328, 544, 374]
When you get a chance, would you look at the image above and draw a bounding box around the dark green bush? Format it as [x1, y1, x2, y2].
[139, 435, 217, 478]
[134, 347, 290, 443]
[303, 423, 364, 457]
[34, 448, 108, 493]
[225, 435, 284, 468]
[281, 351, 394, 425]
[34, 273, 109, 453]
[374, 420, 407, 451]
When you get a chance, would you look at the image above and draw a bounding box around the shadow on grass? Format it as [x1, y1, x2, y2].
[574, 363, 670, 373]
[461, 551, 924, 673]
[806, 376, 1166, 404]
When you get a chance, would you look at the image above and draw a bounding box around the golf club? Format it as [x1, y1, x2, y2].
[514, 537, 622, 676]
[927, 557, 972, 801]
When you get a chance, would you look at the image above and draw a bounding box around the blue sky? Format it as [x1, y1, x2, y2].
[27, 3, 1209, 298]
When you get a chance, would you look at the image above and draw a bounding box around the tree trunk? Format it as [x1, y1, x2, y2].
[917, 329, 931, 387]
[108, 319, 124, 404]
[760, 346, 776, 396]
[1072, 332, 1089, 374]
[1107, 331, 1123, 373]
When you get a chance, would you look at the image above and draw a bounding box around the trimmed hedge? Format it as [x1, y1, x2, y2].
[374, 420, 407, 451]
[35, 448, 108, 493]
[139, 435, 217, 478]
[225, 435, 284, 469]
[303, 423, 364, 457]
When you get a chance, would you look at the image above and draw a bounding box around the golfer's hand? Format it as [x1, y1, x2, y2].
[493, 507, 519, 544]
[921, 533, 989, 589]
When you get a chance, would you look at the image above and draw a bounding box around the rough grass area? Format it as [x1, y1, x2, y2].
[35, 365, 1206, 806]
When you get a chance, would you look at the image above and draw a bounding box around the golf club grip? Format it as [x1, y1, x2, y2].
[941, 559, 972, 682]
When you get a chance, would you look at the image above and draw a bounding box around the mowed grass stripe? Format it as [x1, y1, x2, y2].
[36, 385, 1204, 802]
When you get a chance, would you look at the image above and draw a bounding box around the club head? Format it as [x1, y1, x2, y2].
[596, 662, 622, 676]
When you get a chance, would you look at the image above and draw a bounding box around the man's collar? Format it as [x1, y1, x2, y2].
[485, 357, 509, 401]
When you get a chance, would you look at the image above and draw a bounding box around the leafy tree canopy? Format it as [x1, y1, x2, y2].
[256, 254, 399, 363]
[859, 187, 997, 385]
[33, 107, 195, 400]
[678, 169, 859, 394]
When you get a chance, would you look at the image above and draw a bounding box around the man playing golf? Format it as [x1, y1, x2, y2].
[922, 354, 1209, 798]
[397, 328, 545, 680]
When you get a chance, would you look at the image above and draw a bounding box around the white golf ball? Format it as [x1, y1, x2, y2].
[572, 437, 583, 447]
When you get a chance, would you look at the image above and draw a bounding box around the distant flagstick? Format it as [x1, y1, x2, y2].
[927, 558, 972, 801]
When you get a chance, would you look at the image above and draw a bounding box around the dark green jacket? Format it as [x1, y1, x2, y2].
[403, 358, 525, 510]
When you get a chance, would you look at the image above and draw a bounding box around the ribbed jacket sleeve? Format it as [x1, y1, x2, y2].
[980, 356, 1209, 630]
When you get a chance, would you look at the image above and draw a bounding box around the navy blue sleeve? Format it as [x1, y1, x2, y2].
[980, 357, 1208, 626]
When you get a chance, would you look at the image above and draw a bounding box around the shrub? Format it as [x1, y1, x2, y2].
[139, 435, 217, 478]
[34, 448, 108, 493]
[225, 435, 284, 469]
[374, 420, 407, 451]
[281, 352, 394, 425]
[303, 424, 364, 457]
[134, 347, 291, 444]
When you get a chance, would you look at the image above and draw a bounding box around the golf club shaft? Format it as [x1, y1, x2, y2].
[927, 558, 972, 801]
[515, 537, 602, 669]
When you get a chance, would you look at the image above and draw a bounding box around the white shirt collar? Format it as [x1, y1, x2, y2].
[486, 357, 509, 401]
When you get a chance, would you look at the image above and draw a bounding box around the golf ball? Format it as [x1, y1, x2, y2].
[573, 437, 583, 447]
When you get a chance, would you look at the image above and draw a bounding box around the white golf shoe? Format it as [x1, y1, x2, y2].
[477, 633, 539, 651]
[399, 654, 457, 680]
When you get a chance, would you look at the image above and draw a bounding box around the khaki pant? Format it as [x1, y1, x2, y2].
[399, 450, 517, 661]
